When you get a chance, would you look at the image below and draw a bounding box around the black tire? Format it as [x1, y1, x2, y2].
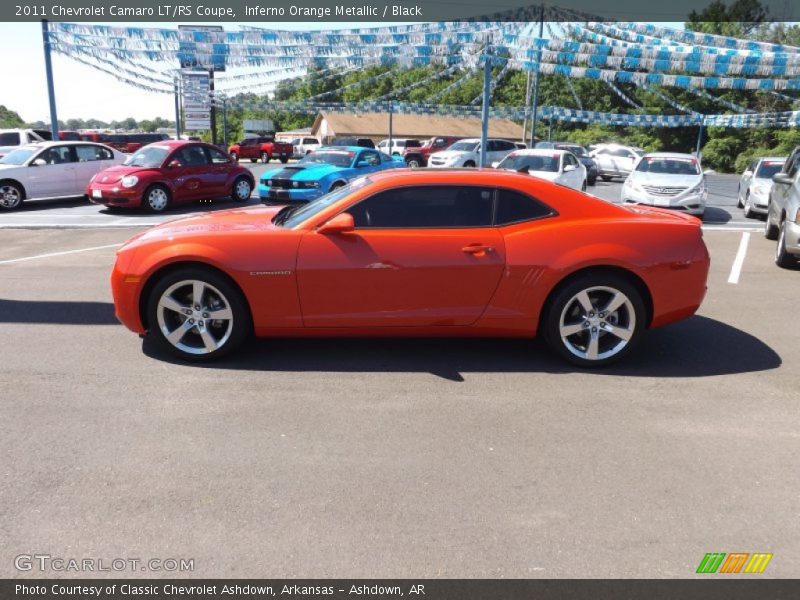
[143, 184, 170, 213]
[230, 152, 238, 162]
[600, 175, 613, 182]
[249, 158, 257, 164]
[463, 160, 476, 168]
[736, 185, 743, 208]
[0, 181, 24, 210]
[765, 213, 779, 240]
[581, 179, 587, 192]
[261, 152, 270, 163]
[280, 157, 289, 164]
[743, 192, 755, 219]
[232, 176, 252, 202]
[329, 181, 346, 191]
[542, 272, 645, 368]
[146, 267, 251, 361]
[588, 176, 597, 186]
[775, 221, 798, 269]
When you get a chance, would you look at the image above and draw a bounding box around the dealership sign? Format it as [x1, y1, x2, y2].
[181, 70, 211, 130]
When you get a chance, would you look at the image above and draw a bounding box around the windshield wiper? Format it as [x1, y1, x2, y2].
[271, 205, 301, 226]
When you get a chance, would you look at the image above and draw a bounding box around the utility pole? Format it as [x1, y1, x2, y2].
[41, 20, 59, 140]
[209, 69, 217, 145]
[174, 77, 182, 140]
[222, 97, 228, 148]
[388, 101, 393, 149]
[479, 43, 492, 168]
[522, 70, 532, 145]
[529, 3, 545, 146]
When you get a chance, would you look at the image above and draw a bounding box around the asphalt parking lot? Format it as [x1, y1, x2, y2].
[1, 169, 798, 578]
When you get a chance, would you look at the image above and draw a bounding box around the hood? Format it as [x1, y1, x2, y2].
[95, 164, 152, 183]
[0, 163, 23, 173]
[629, 172, 702, 188]
[262, 163, 342, 182]
[124, 206, 286, 248]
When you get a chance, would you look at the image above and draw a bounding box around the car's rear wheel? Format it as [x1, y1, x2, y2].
[230, 151, 238, 162]
[765, 212, 779, 240]
[280, 157, 289, 164]
[261, 152, 270, 163]
[147, 268, 251, 361]
[232, 176, 251, 202]
[249, 158, 257, 163]
[329, 181, 346, 191]
[543, 273, 645, 368]
[775, 221, 798, 269]
[0, 181, 24, 210]
[143, 185, 170, 213]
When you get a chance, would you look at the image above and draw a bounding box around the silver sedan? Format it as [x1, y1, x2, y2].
[737, 156, 786, 218]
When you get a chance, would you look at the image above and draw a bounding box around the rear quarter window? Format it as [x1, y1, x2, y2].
[495, 188, 555, 225]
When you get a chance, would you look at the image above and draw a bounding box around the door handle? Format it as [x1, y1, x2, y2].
[462, 244, 494, 254]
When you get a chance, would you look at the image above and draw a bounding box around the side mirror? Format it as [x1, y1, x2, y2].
[491, 161, 500, 168]
[773, 172, 793, 185]
[317, 212, 355, 235]
[32, 158, 47, 167]
[167, 160, 181, 169]
[564, 164, 576, 172]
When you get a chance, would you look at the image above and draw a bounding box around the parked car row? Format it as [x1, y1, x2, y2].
[0, 140, 254, 212]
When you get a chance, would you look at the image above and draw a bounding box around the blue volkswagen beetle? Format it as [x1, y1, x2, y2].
[258, 146, 405, 203]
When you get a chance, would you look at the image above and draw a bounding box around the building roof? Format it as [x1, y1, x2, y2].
[311, 111, 524, 140]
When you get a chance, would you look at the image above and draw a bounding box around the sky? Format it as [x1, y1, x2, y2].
[0, 20, 683, 125]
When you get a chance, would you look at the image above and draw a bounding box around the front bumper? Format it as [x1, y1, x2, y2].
[258, 183, 322, 204]
[622, 187, 707, 216]
[746, 189, 771, 214]
[86, 183, 142, 207]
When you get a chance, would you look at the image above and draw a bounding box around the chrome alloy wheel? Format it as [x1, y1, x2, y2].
[146, 187, 169, 211]
[156, 280, 234, 355]
[0, 184, 22, 209]
[558, 286, 636, 361]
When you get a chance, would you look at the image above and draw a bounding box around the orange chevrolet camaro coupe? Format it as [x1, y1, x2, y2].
[110, 169, 710, 367]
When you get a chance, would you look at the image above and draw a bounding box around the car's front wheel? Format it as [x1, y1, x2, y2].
[0, 181, 24, 210]
[147, 268, 251, 361]
[775, 221, 798, 269]
[581, 179, 587, 192]
[232, 176, 252, 202]
[600, 175, 611, 182]
[143, 185, 170, 213]
[743, 192, 755, 219]
[406, 158, 421, 168]
[463, 160, 476, 168]
[543, 273, 645, 367]
[765, 211, 779, 240]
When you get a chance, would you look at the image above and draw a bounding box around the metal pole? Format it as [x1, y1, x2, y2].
[41, 20, 59, 140]
[522, 70, 532, 145]
[696, 120, 704, 157]
[209, 69, 217, 145]
[222, 98, 228, 148]
[547, 119, 552, 141]
[479, 44, 492, 168]
[174, 77, 182, 140]
[388, 102, 393, 149]
[529, 3, 545, 146]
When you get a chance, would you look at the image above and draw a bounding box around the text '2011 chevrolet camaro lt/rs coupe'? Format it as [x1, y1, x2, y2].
[110, 169, 710, 367]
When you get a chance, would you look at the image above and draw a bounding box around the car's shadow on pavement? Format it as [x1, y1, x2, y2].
[702, 206, 732, 224]
[142, 315, 781, 381]
[0, 298, 118, 325]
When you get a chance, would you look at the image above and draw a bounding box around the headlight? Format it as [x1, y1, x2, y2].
[120, 175, 138, 188]
[687, 181, 706, 195]
[752, 184, 769, 196]
[303, 181, 320, 188]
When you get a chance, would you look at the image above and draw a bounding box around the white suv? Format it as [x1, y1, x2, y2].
[377, 138, 417, 156]
[0, 129, 50, 159]
[590, 144, 645, 181]
[429, 138, 517, 168]
[292, 136, 320, 158]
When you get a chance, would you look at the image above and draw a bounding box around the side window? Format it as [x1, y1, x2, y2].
[486, 140, 498, 152]
[786, 152, 800, 178]
[37, 145, 74, 165]
[359, 150, 380, 166]
[0, 132, 21, 145]
[349, 186, 494, 229]
[304, 138, 317, 145]
[174, 146, 209, 167]
[495, 189, 555, 226]
[499, 140, 516, 151]
[206, 147, 231, 164]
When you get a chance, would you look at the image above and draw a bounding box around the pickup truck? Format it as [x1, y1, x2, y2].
[228, 136, 293, 163]
[402, 136, 462, 168]
[0, 128, 51, 159]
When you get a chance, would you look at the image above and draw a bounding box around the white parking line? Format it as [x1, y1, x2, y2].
[727, 232, 751, 284]
[0, 243, 122, 265]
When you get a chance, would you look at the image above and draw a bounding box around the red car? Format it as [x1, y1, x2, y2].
[110, 169, 709, 366]
[403, 136, 463, 168]
[228, 137, 293, 163]
[87, 141, 255, 212]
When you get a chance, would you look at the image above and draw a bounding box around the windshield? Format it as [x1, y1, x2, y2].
[447, 141, 479, 152]
[556, 145, 586, 157]
[756, 160, 785, 179]
[632, 148, 646, 157]
[498, 153, 560, 173]
[274, 177, 374, 228]
[124, 145, 169, 167]
[0, 147, 36, 165]
[635, 157, 700, 175]
[299, 150, 355, 168]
